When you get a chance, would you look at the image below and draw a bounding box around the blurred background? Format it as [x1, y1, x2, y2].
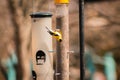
[0, 0, 120, 80]
[84, 0, 120, 80]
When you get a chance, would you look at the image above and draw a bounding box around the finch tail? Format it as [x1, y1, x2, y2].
[45, 26, 50, 31]
[46, 26, 54, 35]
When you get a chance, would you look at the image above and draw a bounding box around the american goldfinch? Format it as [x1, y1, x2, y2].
[46, 26, 62, 42]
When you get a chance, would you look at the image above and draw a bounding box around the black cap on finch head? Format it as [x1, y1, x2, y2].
[59, 39, 62, 42]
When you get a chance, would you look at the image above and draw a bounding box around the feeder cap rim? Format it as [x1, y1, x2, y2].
[30, 12, 52, 18]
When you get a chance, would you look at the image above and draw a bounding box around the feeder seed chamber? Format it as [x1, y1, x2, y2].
[30, 12, 54, 80]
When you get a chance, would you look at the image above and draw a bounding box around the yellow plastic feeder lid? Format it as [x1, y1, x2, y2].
[55, 0, 69, 4]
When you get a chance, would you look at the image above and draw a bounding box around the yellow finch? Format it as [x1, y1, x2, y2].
[46, 26, 62, 42]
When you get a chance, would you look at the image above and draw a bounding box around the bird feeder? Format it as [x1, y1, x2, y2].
[30, 12, 53, 80]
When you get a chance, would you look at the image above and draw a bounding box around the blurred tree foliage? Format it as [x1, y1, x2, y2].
[0, 0, 39, 80]
[85, 1, 120, 80]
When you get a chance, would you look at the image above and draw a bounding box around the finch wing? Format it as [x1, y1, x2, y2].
[53, 34, 59, 36]
[48, 31, 59, 36]
[47, 31, 54, 35]
[46, 26, 54, 35]
[46, 26, 59, 36]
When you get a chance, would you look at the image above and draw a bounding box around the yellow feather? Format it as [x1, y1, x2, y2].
[46, 26, 62, 42]
[53, 31, 62, 42]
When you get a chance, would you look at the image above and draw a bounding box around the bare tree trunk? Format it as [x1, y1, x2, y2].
[7, 0, 32, 80]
